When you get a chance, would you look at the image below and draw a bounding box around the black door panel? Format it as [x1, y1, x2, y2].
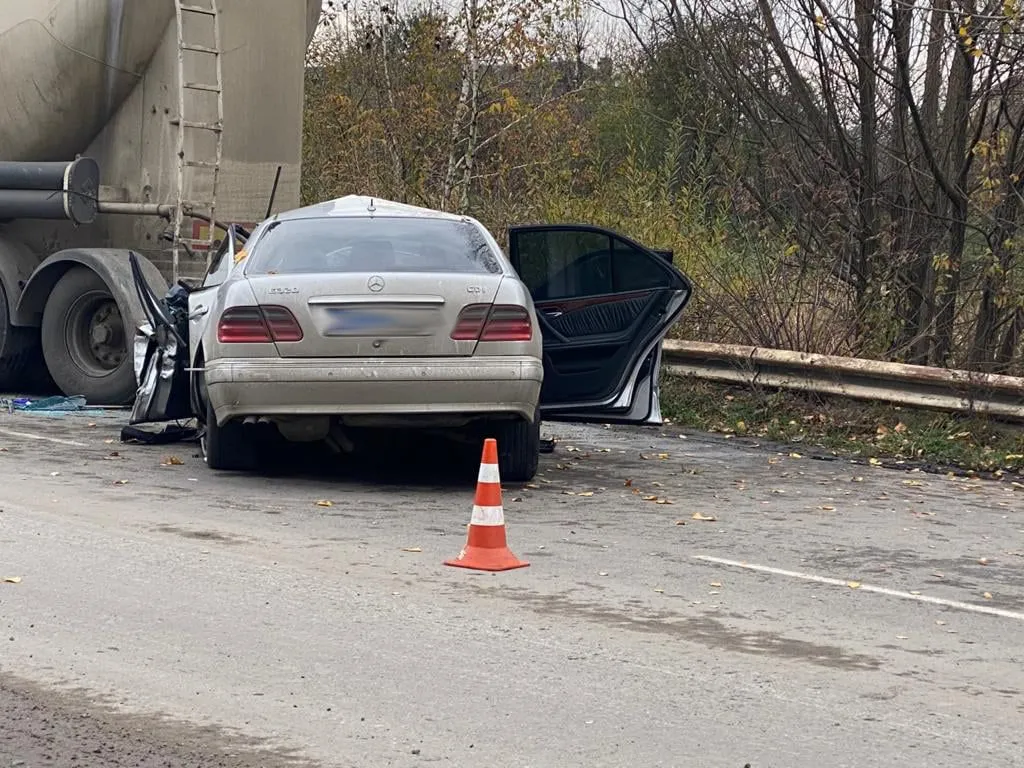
[538, 290, 656, 338]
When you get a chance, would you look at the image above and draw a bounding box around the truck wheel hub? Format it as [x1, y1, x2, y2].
[66, 293, 126, 374]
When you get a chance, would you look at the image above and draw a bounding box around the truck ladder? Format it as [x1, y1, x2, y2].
[172, 0, 225, 282]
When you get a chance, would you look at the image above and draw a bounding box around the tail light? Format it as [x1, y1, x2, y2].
[217, 305, 303, 343]
[451, 304, 532, 342]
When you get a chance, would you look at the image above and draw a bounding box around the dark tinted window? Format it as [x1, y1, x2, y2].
[515, 229, 669, 301]
[245, 216, 501, 275]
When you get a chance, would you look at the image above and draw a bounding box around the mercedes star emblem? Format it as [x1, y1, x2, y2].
[367, 275, 385, 292]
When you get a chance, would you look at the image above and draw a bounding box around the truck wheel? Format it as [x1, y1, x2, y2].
[493, 408, 541, 482]
[202, 399, 257, 472]
[40, 266, 137, 404]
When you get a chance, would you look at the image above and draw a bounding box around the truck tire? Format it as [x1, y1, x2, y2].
[202, 399, 257, 472]
[493, 408, 541, 482]
[40, 266, 137, 405]
[0, 280, 39, 390]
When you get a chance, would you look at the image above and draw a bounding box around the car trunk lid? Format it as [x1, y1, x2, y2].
[245, 273, 504, 357]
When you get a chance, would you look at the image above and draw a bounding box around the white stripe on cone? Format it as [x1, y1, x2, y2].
[478, 462, 501, 484]
[470, 504, 505, 526]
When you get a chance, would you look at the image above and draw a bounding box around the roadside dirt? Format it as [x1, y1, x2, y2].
[0, 673, 315, 768]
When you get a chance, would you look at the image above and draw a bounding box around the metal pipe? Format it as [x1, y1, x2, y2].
[0, 160, 77, 190]
[97, 201, 175, 219]
[0, 158, 100, 224]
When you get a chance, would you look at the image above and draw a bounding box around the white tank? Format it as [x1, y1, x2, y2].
[0, 0, 175, 162]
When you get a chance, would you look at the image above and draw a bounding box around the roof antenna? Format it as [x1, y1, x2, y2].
[264, 165, 283, 219]
[367, 197, 376, 215]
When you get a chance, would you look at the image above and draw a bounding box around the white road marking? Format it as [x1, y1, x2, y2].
[694, 555, 1024, 622]
[0, 428, 88, 448]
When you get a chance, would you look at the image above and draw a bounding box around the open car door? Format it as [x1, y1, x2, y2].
[128, 224, 247, 424]
[508, 224, 693, 424]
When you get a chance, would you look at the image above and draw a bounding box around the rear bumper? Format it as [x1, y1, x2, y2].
[204, 355, 544, 424]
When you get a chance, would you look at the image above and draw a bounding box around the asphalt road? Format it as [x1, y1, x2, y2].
[0, 407, 1021, 767]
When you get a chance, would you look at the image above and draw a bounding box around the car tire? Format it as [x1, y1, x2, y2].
[494, 408, 541, 482]
[203, 399, 256, 471]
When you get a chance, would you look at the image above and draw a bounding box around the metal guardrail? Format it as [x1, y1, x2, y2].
[662, 340, 1024, 420]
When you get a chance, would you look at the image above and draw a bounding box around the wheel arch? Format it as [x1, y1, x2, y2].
[13, 248, 168, 329]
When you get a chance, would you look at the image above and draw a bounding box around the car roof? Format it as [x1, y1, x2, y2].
[269, 195, 474, 224]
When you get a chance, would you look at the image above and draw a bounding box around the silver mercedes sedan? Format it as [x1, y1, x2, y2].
[129, 196, 693, 481]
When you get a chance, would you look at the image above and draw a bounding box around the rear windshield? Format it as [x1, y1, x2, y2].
[244, 216, 502, 275]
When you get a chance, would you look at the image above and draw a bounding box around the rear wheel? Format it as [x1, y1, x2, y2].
[40, 266, 136, 404]
[492, 409, 541, 482]
[202, 399, 257, 472]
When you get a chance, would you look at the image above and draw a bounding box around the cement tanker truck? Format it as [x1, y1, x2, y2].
[0, 0, 321, 403]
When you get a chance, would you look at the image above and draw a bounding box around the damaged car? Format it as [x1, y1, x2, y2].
[130, 196, 693, 481]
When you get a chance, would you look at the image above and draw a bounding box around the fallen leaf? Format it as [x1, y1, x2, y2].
[692, 512, 717, 521]
[902, 479, 923, 487]
[525, 483, 539, 489]
[400, 547, 422, 553]
[598, 571, 609, 576]
[710, 581, 722, 588]
[562, 490, 576, 496]
[869, 458, 883, 466]
[49, 471, 60, 477]
[315, 500, 333, 507]
[847, 581, 862, 589]
[104, 439, 114, 444]
[876, 425, 890, 436]
[895, 634, 908, 640]
[655, 498, 674, 505]
[87, 422, 97, 428]
[578, 491, 594, 497]
[983, 592, 993, 600]
[674, 519, 686, 526]
[894, 422, 908, 434]
[978, 557, 991, 565]
[820, 505, 836, 511]
[162, 456, 184, 466]
[3, 576, 21, 584]
[653, 588, 665, 593]
[789, 452, 802, 458]
[113, 479, 128, 485]
[656, 453, 669, 459]
[623, 479, 632, 487]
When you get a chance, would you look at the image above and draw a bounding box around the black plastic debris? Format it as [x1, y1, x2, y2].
[120, 423, 200, 445]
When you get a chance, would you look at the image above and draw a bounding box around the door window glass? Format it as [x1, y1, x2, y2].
[515, 229, 669, 300]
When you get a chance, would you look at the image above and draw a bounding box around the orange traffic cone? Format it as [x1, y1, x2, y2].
[444, 438, 529, 572]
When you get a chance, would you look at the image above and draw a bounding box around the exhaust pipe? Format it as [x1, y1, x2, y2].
[0, 157, 100, 225]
